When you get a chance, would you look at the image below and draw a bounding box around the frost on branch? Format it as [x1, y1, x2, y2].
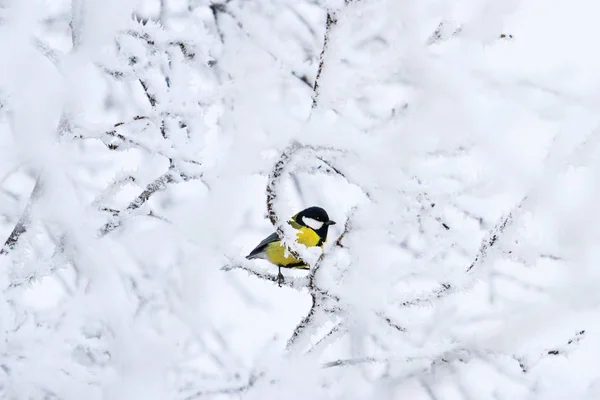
[0, 0, 597, 399]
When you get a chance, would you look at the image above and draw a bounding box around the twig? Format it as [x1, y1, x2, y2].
[8, 232, 67, 289]
[221, 263, 309, 290]
[74, 119, 201, 166]
[311, 10, 337, 109]
[182, 372, 260, 400]
[321, 356, 384, 369]
[34, 38, 60, 66]
[209, 2, 227, 44]
[286, 298, 319, 350]
[315, 156, 345, 178]
[516, 329, 586, 373]
[0, 178, 43, 256]
[400, 197, 524, 307]
[426, 21, 462, 46]
[99, 168, 176, 236]
[126, 172, 174, 212]
[92, 175, 136, 209]
[466, 198, 524, 272]
[139, 79, 157, 108]
[377, 313, 407, 333]
[320, 345, 472, 372]
[209, 2, 311, 89]
[417, 192, 451, 231]
[311, 0, 360, 109]
[307, 321, 346, 354]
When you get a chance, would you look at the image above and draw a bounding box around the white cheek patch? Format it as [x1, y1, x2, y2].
[303, 217, 324, 230]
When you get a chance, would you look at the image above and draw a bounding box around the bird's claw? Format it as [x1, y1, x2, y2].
[277, 268, 284, 287]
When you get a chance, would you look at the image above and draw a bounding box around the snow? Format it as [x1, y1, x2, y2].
[0, 0, 599, 398]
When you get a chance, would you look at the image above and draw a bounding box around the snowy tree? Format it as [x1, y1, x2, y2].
[0, 0, 600, 399]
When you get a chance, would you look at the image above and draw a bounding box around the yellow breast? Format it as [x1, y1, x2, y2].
[265, 226, 322, 268]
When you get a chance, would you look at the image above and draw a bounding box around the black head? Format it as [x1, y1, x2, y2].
[295, 206, 336, 241]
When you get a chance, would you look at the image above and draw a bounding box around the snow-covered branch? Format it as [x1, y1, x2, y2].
[0, 178, 42, 255]
[0, 0, 595, 399]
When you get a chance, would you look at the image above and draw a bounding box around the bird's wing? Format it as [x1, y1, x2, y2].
[246, 232, 280, 259]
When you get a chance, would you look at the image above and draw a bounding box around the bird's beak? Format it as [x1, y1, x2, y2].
[325, 220, 336, 225]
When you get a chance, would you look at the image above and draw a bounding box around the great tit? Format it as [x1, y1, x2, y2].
[246, 206, 336, 285]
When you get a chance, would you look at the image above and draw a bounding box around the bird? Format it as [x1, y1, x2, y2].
[246, 206, 336, 286]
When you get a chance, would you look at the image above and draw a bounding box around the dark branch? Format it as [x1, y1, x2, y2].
[74, 117, 201, 166]
[139, 79, 157, 108]
[307, 322, 345, 353]
[208, 2, 311, 89]
[466, 199, 523, 272]
[221, 263, 308, 290]
[0, 178, 43, 256]
[321, 357, 383, 369]
[400, 197, 525, 307]
[311, 0, 359, 108]
[99, 168, 175, 236]
[426, 22, 462, 46]
[377, 313, 407, 333]
[286, 296, 319, 350]
[517, 330, 586, 373]
[126, 173, 174, 212]
[183, 368, 261, 399]
[311, 11, 337, 109]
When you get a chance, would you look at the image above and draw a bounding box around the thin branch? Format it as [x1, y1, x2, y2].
[311, 11, 336, 109]
[182, 385, 247, 399]
[139, 79, 157, 108]
[34, 38, 60, 66]
[286, 297, 319, 350]
[400, 197, 524, 307]
[209, 2, 227, 44]
[417, 192, 451, 231]
[70, 0, 84, 49]
[209, 2, 311, 89]
[0, 178, 43, 256]
[92, 175, 136, 209]
[74, 118, 201, 166]
[99, 168, 175, 236]
[182, 374, 258, 400]
[377, 313, 407, 333]
[321, 356, 384, 369]
[426, 21, 462, 46]
[182, 370, 261, 399]
[221, 263, 309, 290]
[126, 173, 174, 212]
[307, 321, 345, 354]
[516, 329, 586, 373]
[311, 0, 360, 109]
[315, 156, 345, 178]
[8, 233, 67, 289]
[466, 198, 524, 272]
[419, 379, 441, 400]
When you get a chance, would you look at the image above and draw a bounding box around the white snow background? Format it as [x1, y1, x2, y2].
[0, 0, 599, 398]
